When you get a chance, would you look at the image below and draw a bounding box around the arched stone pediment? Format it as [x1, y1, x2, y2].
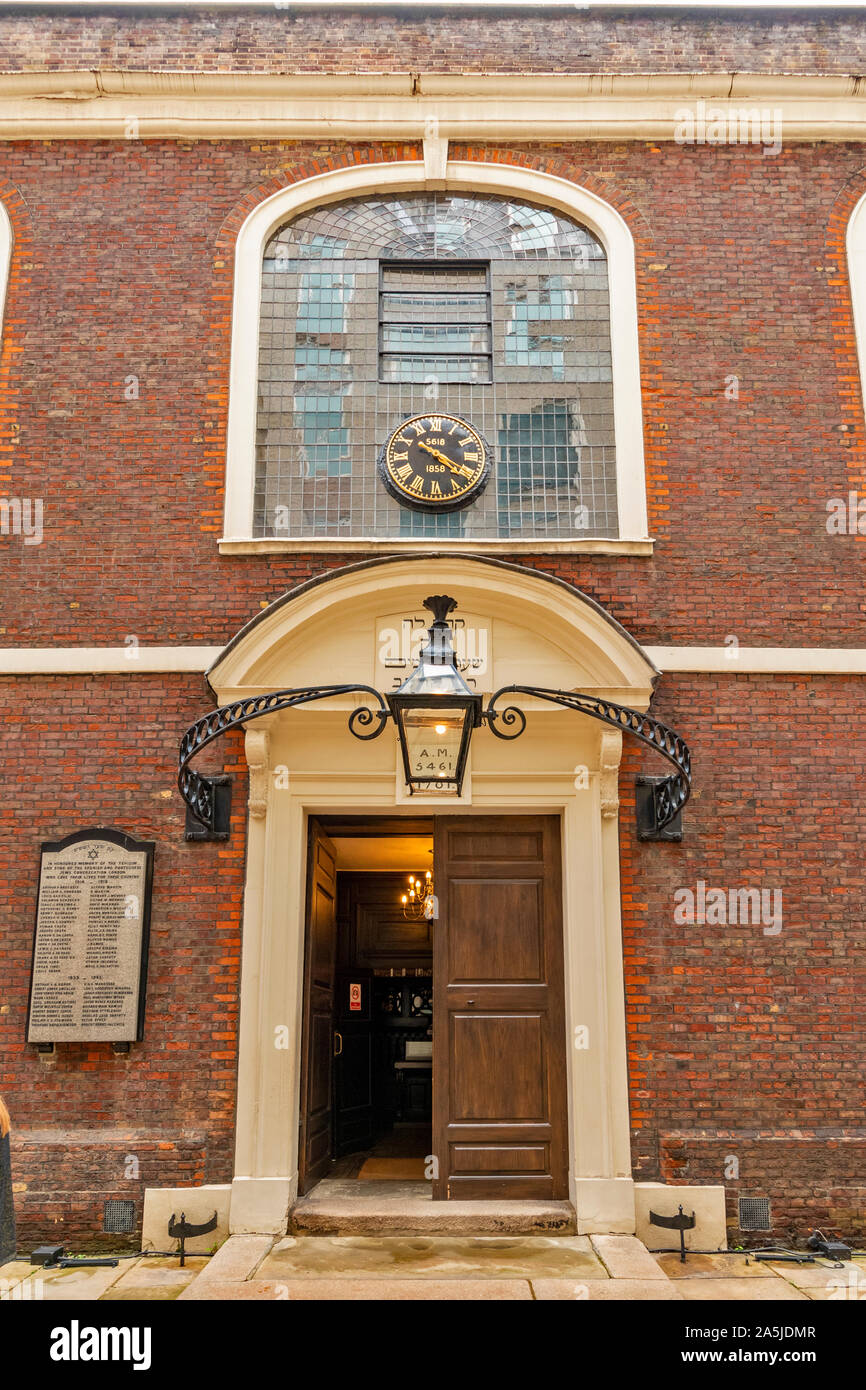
[208, 555, 657, 707]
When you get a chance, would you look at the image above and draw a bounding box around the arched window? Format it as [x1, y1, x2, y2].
[255, 191, 615, 542]
[847, 190, 866, 426]
[0, 201, 10, 347]
[222, 162, 648, 550]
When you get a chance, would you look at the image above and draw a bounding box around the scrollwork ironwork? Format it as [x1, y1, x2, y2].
[178, 685, 390, 827]
[483, 684, 691, 830]
[178, 680, 690, 836]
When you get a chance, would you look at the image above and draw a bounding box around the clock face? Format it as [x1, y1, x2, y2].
[378, 413, 491, 512]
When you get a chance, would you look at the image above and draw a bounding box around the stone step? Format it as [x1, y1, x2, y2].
[289, 1196, 576, 1236]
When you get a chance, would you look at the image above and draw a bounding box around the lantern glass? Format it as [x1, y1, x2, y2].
[401, 706, 471, 794]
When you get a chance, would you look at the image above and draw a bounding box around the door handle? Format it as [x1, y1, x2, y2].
[466, 1000, 475, 1007]
[334, 1031, 343, 1057]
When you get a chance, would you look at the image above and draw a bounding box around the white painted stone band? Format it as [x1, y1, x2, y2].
[0, 72, 865, 140]
[2, 646, 866, 676]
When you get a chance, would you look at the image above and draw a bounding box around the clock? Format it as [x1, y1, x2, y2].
[378, 413, 491, 513]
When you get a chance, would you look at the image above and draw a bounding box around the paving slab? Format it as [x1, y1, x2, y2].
[655, 1252, 778, 1279]
[0, 1260, 39, 1288]
[192, 1233, 273, 1284]
[257, 1233, 607, 1281]
[100, 1255, 208, 1301]
[532, 1277, 683, 1300]
[0, 1264, 44, 1301]
[763, 1261, 860, 1288]
[185, 1277, 533, 1300]
[32, 1260, 128, 1300]
[291, 1195, 576, 1236]
[590, 1235, 669, 1280]
[767, 1264, 866, 1301]
[676, 1277, 808, 1301]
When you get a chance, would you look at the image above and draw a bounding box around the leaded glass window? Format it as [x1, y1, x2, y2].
[379, 263, 493, 384]
[257, 192, 616, 540]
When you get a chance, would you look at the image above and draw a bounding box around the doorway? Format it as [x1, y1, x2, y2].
[298, 814, 568, 1202]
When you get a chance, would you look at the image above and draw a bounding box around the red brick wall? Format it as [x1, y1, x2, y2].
[2, 669, 863, 1247]
[619, 675, 866, 1244]
[2, 139, 864, 647]
[2, 6, 866, 77]
[0, 675, 247, 1249]
[1, 131, 864, 1246]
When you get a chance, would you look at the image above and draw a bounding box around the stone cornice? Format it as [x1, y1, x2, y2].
[0, 71, 865, 139]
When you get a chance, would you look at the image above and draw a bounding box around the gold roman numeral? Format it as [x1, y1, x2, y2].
[429, 480, 442, 497]
[407, 475, 425, 495]
[394, 463, 413, 481]
[389, 449, 409, 461]
[428, 417, 442, 432]
[411, 421, 427, 436]
[462, 450, 479, 462]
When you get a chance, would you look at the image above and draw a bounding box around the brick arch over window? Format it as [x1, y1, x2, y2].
[222, 160, 648, 549]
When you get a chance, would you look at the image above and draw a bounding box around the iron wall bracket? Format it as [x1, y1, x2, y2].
[483, 685, 691, 832]
[178, 685, 391, 828]
[636, 775, 684, 841]
[177, 680, 691, 835]
[184, 775, 232, 840]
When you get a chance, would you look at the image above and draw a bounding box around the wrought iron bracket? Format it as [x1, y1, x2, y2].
[178, 685, 391, 828]
[482, 684, 691, 833]
[178, 679, 690, 837]
[184, 775, 232, 841]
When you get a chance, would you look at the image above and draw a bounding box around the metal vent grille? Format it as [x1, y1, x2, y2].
[738, 1196, 771, 1231]
[103, 1199, 136, 1235]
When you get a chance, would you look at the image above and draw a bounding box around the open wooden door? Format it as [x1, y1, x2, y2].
[432, 815, 568, 1200]
[333, 967, 375, 1157]
[298, 819, 338, 1194]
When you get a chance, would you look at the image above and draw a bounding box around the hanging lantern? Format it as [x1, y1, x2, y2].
[387, 595, 482, 796]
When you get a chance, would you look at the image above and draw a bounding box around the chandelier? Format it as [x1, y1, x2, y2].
[401, 868, 434, 921]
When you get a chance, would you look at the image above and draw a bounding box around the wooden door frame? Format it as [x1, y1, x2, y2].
[228, 729, 635, 1237]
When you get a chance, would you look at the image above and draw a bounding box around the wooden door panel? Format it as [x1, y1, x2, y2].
[433, 815, 567, 1200]
[448, 880, 543, 980]
[452, 1145, 548, 1173]
[445, 828, 545, 863]
[298, 821, 337, 1194]
[451, 1013, 547, 1120]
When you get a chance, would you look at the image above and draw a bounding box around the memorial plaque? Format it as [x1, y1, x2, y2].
[26, 829, 154, 1044]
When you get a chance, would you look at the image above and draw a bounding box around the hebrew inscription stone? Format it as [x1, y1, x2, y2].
[27, 829, 154, 1044]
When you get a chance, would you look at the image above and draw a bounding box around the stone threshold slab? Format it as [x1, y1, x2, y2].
[258, 1234, 604, 1281]
[290, 1197, 576, 1236]
[183, 1277, 535, 1301]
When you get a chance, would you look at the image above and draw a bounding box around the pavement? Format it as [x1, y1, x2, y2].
[2, 1236, 863, 1301]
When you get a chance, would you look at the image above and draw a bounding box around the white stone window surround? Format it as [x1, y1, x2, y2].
[0, 200, 11, 348]
[847, 189, 866, 429]
[221, 158, 651, 554]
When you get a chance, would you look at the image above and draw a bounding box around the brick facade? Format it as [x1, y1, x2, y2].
[1, 6, 863, 1249]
